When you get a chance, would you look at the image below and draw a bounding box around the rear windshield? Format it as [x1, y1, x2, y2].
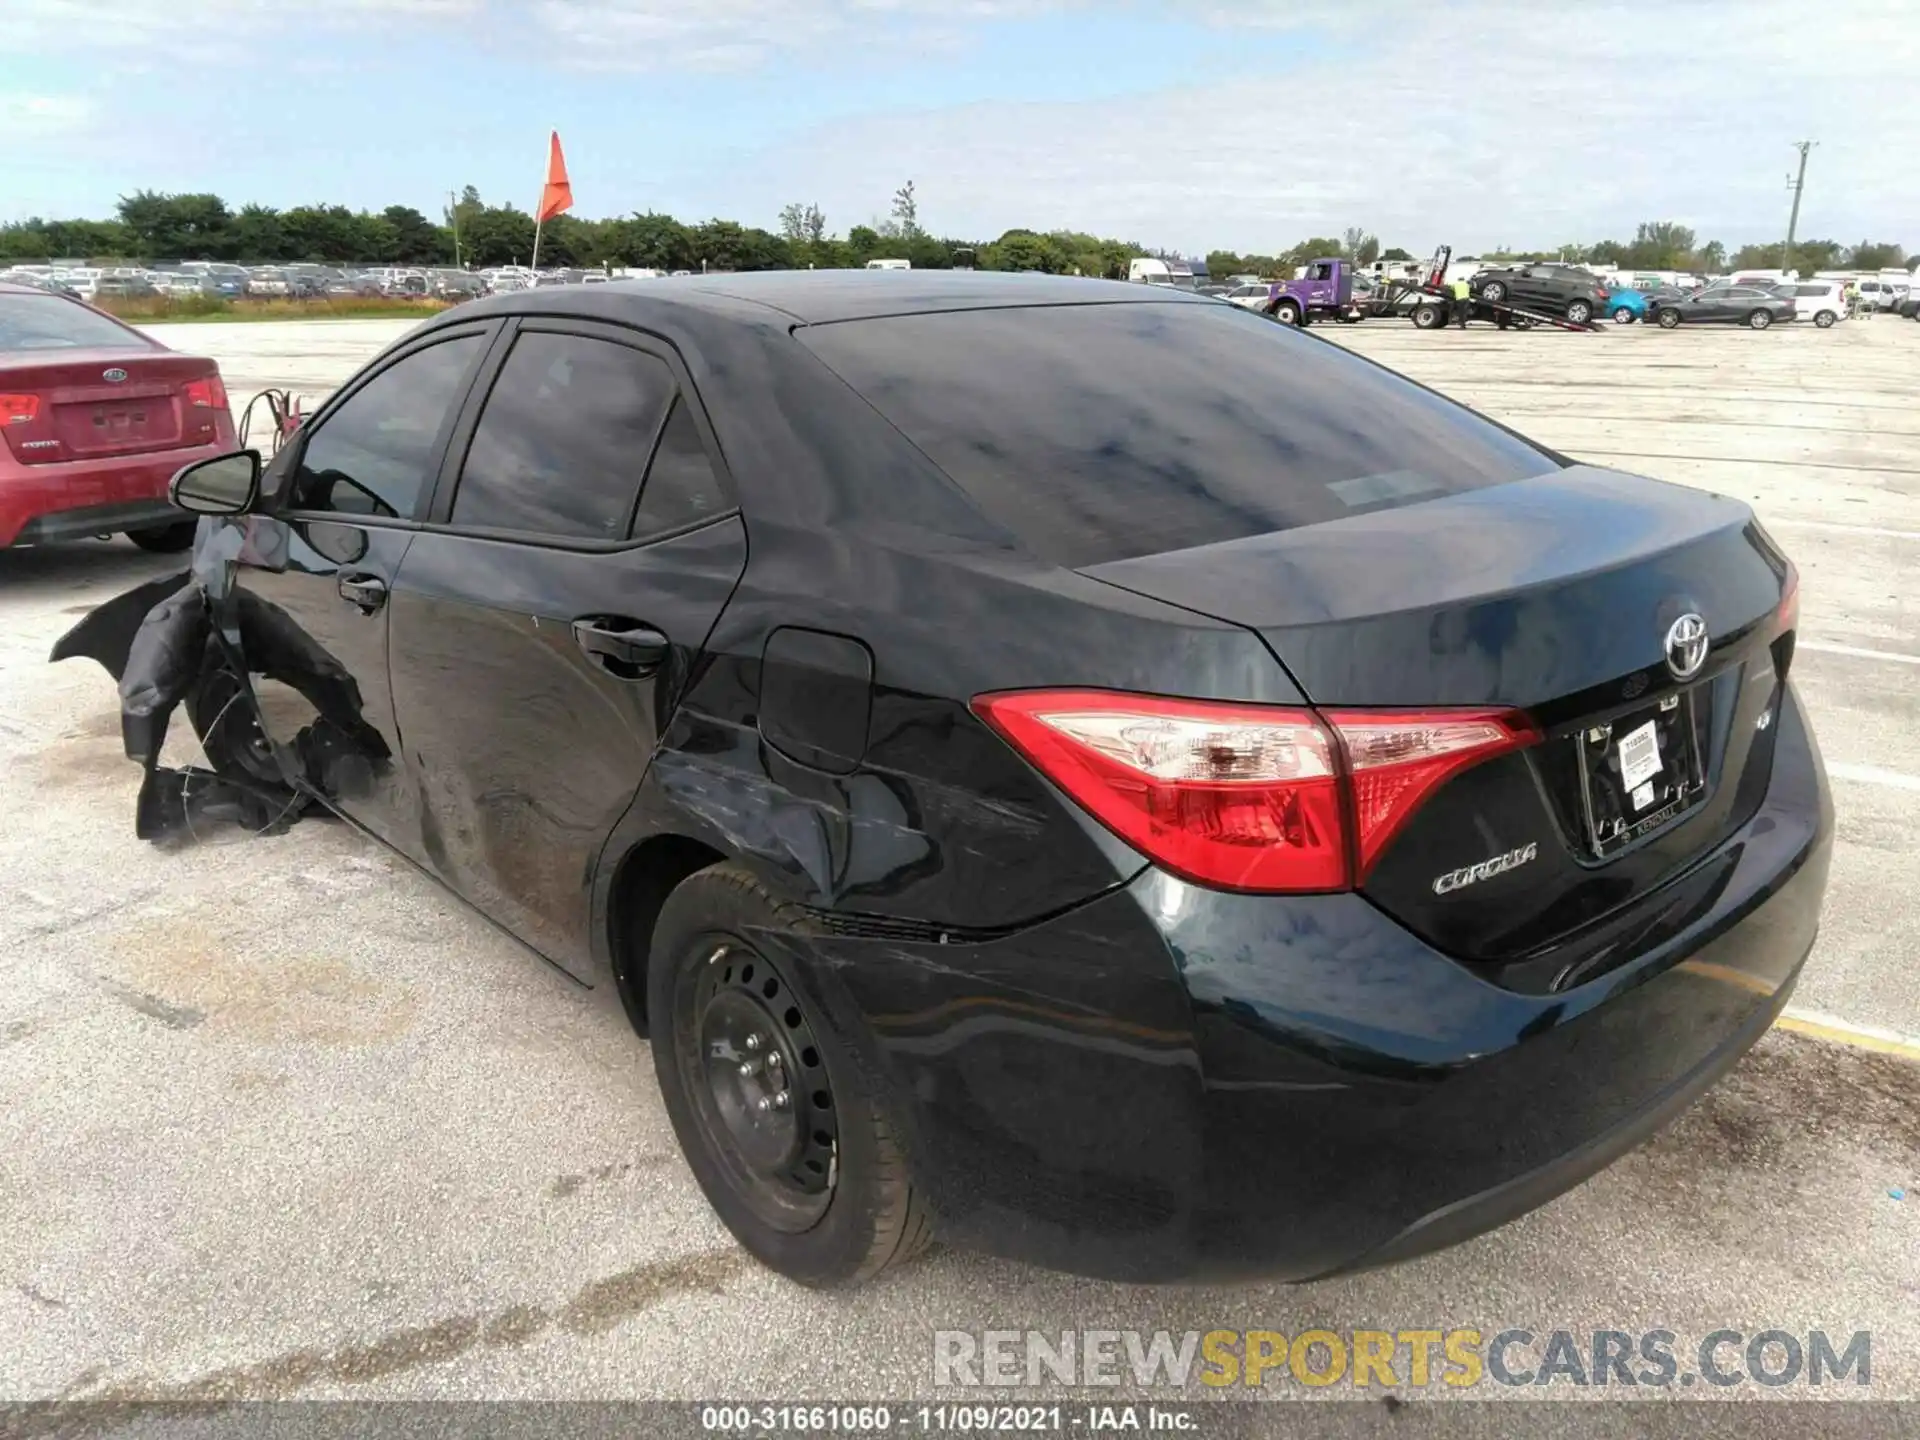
[799, 301, 1557, 567]
[0, 294, 149, 352]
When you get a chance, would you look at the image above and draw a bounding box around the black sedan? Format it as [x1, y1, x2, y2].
[58, 273, 1828, 1288]
[1651, 285, 1797, 329]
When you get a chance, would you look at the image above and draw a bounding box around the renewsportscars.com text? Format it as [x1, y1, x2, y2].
[933, 1329, 1871, 1391]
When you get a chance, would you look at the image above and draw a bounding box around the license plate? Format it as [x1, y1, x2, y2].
[94, 408, 147, 432]
[1573, 690, 1707, 859]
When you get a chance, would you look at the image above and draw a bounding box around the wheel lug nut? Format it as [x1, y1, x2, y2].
[745, 1034, 761, 1051]
[738, 1061, 756, 1077]
[766, 1051, 782, 1068]
[755, 1097, 772, 1113]
[772, 1091, 789, 1110]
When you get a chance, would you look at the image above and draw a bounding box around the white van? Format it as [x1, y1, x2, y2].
[1128, 257, 1194, 288]
[864, 258, 910, 271]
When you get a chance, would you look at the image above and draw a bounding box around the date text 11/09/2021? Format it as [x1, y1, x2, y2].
[701, 1406, 1196, 1433]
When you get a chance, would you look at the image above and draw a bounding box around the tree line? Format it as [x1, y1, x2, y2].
[1, 191, 1911, 279]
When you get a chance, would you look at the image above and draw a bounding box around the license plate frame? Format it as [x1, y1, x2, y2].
[1572, 688, 1707, 859]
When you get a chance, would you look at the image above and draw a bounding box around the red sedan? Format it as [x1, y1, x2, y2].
[0, 280, 237, 551]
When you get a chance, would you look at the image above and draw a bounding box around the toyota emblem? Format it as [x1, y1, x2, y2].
[1665, 612, 1709, 681]
[102, 368, 128, 383]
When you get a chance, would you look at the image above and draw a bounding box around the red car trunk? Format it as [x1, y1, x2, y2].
[0, 347, 225, 465]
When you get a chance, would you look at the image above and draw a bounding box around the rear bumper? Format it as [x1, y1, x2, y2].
[0, 434, 233, 546]
[806, 683, 1832, 1283]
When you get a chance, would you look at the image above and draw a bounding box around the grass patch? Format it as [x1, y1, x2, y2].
[96, 295, 455, 324]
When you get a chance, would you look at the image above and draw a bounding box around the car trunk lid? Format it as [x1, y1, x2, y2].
[0, 349, 221, 464]
[1080, 466, 1798, 966]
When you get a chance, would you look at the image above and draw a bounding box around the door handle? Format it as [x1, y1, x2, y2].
[572, 618, 670, 676]
[338, 573, 388, 612]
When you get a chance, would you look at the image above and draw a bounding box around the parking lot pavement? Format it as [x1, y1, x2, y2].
[1, 316, 1914, 1406]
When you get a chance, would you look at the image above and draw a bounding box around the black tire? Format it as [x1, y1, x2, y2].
[1271, 299, 1301, 325]
[1566, 299, 1594, 325]
[1611, 306, 1636, 324]
[1480, 281, 1507, 303]
[187, 661, 291, 790]
[1814, 311, 1835, 329]
[127, 520, 198, 553]
[1411, 302, 1445, 329]
[1747, 309, 1772, 330]
[648, 863, 932, 1288]
[1657, 308, 1681, 329]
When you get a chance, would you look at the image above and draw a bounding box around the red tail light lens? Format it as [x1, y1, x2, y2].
[0, 394, 41, 425]
[183, 375, 228, 409]
[973, 690, 1536, 893]
[1323, 709, 1539, 879]
[972, 690, 1347, 892]
[1777, 560, 1800, 634]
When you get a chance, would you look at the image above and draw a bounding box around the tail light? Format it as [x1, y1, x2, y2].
[183, 375, 228, 410]
[0, 394, 41, 425]
[972, 690, 1536, 893]
[1777, 560, 1800, 634]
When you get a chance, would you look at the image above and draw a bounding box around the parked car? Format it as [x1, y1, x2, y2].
[1470, 263, 1610, 324]
[325, 274, 384, 298]
[1650, 286, 1796, 330]
[0, 280, 237, 550]
[1223, 281, 1272, 311]
[1783, 281, 1847, 329]
[247, 268, 295, 297]
[6, 271, 79, 297]
[92, 275, 158, 301]
[1604, 286, 1647, 324]
[63, 273, 1824, 1291]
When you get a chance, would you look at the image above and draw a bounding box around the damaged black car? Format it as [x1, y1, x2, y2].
[56, 273, 1829, 1291]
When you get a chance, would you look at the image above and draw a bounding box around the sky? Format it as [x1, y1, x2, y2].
[2, 0, 1916, 257]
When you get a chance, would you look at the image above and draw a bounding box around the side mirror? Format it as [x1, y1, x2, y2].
[169, 450, 262, 516]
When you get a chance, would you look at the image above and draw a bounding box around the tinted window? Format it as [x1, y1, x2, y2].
[633, 398, 727, 537]
[800, 302, 1558, 568]
[0, 294, 151, 352]
[450, 332, 673, 539]
[290, 334, 483, 518]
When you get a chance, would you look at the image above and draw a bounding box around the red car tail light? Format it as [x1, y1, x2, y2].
[183, 375, 228, 409]
[1322, 709, 1539, 879]
[973, 690, 1536, 893]
[0, 393, 41, 425]
[972, 690, 1347, 892]
[1777, 560, 1800, 634]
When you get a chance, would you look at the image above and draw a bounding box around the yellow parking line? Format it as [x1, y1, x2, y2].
[1776, 1009, 1920, 1063]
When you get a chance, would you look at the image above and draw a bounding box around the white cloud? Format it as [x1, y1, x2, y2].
[0, 95, 95, 136]
[715, 0, 1920, 252]
[4, 0, 482, 56]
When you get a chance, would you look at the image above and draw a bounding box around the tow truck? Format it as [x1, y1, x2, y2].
[1392, 247, 1602, 332]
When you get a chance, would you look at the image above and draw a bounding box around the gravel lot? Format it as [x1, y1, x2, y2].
[1, 309, 1916, 1410]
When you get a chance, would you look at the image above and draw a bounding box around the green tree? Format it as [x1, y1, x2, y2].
[229, 204, 287, 262]
[983, 229, 1058, 272]
[383, 205, 445, 263]
[1380, 246, 1413, 262]
[889, 181, 920, 240]
[1695, 239, 1726, 271]
[463, 204, 537, 266]
[1620, 221, 1695, 270]
[1848, 240, 1907, 270]
[116, 190, 234, 259]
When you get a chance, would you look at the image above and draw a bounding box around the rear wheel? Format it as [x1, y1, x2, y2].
[1657, 308, 1682, 329]
[1814, 310, 1836, 329]
[1411, 302, 1445, 329]
[1480, 281, 1507, 303]
[127, 521, 197, 553]
[1566, 299, 1594, 325]
[648, 863, 932, 1288]
[1748, 309, 1773, 330]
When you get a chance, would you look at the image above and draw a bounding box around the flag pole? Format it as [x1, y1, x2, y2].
[531, 133, 546, 272]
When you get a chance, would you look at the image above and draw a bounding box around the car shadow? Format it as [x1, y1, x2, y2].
[0, 539, 188, 600]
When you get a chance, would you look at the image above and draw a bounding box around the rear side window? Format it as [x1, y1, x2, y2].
[0, 294, 151, 352]
[451, 332, 675, 540]
[799, 302, 1557, 568]
[632, 398, 728, 538]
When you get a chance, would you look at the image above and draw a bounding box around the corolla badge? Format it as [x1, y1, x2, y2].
[1433, 841, 1538, 896]
[102, 368, 128, 383]
[1665, 612, 1709, 681]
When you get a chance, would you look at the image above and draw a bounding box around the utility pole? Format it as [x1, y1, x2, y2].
[1782, 140, 1814, 277]
[448, 190, 462, 270]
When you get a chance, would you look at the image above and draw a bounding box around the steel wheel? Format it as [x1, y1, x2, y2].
[673, 936, 838, 1232]
[1566, 299, 1593, 325]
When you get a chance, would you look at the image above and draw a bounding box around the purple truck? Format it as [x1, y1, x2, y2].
[1262, 257, 1361, 326]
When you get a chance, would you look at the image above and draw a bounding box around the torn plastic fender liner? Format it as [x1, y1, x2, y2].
[50, 534, 310, 842]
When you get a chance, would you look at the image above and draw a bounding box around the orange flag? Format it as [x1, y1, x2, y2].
[537, 131, 573, 223]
